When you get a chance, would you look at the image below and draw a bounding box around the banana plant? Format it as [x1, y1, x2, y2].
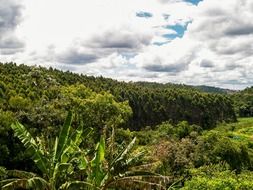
[61, 136, 169, 190]
[0, 111, 92, 190]
[1, 111, 169, 190]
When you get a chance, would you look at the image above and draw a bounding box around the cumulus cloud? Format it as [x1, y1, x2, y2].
[0, 0, 25, 55]
[0, 35, 24, 54]
[57, 50, 98, 65]
[184, 0, 253, 88]
[1, 0, 253, 89]
[129, 0, 253, 89]
[87, 30, 152, 50]
[200, 59, 214, 68]
[12, 0, 168, 66]
[138, 49, 195, 73]
[0, 0, 22, 32]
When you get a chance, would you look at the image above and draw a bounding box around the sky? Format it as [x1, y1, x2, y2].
[0, 0, 253, 89]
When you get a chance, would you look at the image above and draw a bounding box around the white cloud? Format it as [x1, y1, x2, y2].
[7, 0, 194, 64]
[0, 0, 25, 55]
[129, 0, 253, 89]
[1, 0, 253, 89]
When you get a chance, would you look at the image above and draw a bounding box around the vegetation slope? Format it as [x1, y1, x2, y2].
[0, 62, 253, 189]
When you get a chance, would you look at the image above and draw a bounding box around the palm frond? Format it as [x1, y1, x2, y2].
[103, 170, 170, 190]
[27, 177, 50, 190]
[59, 181, 100, 190]
[7, 170, 37, 179]
[61, 125, 92, 163]
[104, 177, 167, 190]
[0, 179, 19, 187]
[110, 137, 136, 168]
[1, 177, 49, 190]
[69, 121, 92, 147]
[90, 136, 106, 186]
[1, 179, 27, 190]
[125, 150, 145, 167]
[53, 163, 73, 181]
[11, 122, 48, 174]
[55, 111, 73, 162]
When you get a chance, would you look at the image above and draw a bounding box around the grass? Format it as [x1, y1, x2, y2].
[212, 117, 253, 143]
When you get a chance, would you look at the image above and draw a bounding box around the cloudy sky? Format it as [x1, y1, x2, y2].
[1, 0, 253, 89]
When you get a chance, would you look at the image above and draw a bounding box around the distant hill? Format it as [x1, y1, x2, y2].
[192, 85, 237, 94]
[134, 82, 237, 95]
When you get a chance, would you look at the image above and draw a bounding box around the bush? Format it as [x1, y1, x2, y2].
[182, 164, 253, 190]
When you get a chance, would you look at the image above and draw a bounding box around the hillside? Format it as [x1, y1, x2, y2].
[0, 62, 236, 129]
[1, 62, 253, 189]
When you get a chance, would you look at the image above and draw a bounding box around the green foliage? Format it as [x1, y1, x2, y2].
[116, 121, 202, 146]
[60, 84, 132, 134]
[8, 96, 31, 111]
[182, 164, 253, 190]
[154, 138, 195, 176]
[194, 131, 252, 170]
[0, 62, 236, 132]
[0, 64, 133, 170]
[1, 100, 165, 189]
[193, 85, 233, 94]
[230, 87, 253, 117]
[11, 122, 48, 174]
[140, 119, 253, 178]
[89, 137, 106, 187]
[1, 62, 252, 189]
[0, 167, 7, 180]
[1, 111, 92, 190]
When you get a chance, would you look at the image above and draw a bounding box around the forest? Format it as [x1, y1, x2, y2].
[1, 62, 253, 189]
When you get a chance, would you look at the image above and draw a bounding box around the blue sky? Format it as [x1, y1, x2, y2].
[184, 0, 203, 5]
[136, 11, 153, 18]
[163, 22, 191, 39]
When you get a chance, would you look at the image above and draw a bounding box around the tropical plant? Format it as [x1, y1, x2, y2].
[62, 136, 169, 190]
[1, 111, 169, 190]
[0, 111, 92, 190]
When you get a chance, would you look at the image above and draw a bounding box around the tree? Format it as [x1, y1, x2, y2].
[60, 84, 132, 137]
